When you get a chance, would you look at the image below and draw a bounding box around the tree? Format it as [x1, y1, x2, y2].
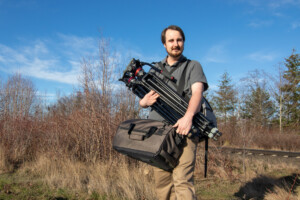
[213, 72, 237, 124]
[280, 49, 300, 127]
[0, 73, 36, 119]
[267, 64, 285, 133]
[243, 86, 275, 125]
[240, 70, 275, 126]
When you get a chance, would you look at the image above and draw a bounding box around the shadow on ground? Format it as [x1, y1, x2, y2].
[234, 173, 300, 200]
[49, 197, 68, 200]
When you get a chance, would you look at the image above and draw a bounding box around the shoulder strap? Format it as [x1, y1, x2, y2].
[157, 60, 191, 97]
[156, 62, 176, 83]
[177, 59, 190, 98]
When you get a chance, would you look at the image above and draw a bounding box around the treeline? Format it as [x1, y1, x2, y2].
[208, 49, 299, 131]
[0, 40, 299, 172]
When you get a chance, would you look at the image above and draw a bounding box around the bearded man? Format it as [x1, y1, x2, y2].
[139, 25, 208, 200]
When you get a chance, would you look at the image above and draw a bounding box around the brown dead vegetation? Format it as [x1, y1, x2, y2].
[0, 39, 299, 199]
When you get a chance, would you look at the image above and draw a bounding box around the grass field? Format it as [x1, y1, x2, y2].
[1, 149, 299, 200]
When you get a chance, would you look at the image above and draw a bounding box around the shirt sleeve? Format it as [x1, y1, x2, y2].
[188, 60, 208, 91]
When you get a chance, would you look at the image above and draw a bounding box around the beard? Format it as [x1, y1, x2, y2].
[166, 46, 184, 58]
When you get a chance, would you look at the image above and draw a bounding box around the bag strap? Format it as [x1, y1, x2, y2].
[177, 60, 190, 99]
[204, 137, 208, 178]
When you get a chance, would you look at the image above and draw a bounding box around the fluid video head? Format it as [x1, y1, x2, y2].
[120, 58, 147, 87]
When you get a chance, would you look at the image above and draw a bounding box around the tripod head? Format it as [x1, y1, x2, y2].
[120, 58, 177, 87]
[119, 58, 147, 87]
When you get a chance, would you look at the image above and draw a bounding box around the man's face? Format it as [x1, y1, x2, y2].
[164, 29, 184, 58]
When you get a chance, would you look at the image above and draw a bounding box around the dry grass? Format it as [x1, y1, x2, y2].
[0, 137, 299, 199]
[216, 118, 300, 152]
[0, 147, 5, 174]
[265, 185, 300, 200]
[19, 154, 156, 199]
[0, 114, 299, 199]
[193, 144, 300, 200]
[235, 173, 300, 200]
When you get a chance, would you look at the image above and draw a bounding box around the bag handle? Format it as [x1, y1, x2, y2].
[128, 123, 159, 141]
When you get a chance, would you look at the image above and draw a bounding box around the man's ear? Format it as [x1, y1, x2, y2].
[163, 43, 166, 48]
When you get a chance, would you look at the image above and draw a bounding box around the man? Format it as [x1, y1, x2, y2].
[139, 25, 208, 200]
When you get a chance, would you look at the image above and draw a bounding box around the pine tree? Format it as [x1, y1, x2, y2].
[213, 72, 237, 124]
[240, 70, 275, 126]
[280, 49, 300, 126]
[243, 86, 275, 126]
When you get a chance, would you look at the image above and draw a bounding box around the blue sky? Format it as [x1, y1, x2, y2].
[0, 0, 299, 102]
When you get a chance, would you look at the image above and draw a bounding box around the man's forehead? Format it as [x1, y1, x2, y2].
[165, 29, 182, 38]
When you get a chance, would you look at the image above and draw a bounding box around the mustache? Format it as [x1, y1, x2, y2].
[172, 46, 181, 50]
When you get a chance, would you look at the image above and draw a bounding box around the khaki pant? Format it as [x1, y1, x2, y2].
[153, 137, 198, 200]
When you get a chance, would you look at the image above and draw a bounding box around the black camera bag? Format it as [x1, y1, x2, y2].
[113, 119, 184, 171]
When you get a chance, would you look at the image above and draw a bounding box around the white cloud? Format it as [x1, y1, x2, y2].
[291, 21, 300, 29]
[0, 35, 100, 85]
[248, 20, 273, 28]
[57, 33, 98, 58]
[17, 57, 80, 85]
[247, 51, 278, 62]
[267, 0, 300, 9]
[231, 0, 300, 17]
[112, 40, 150, 62]
[204, 43, 229, 63]
[235, 0, 300, 8]
[36, 91, 57, 101]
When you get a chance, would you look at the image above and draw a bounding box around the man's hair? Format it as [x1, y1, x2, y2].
[161, 25, 185, 44]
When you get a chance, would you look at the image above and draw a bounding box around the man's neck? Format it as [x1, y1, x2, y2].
[167, 55, 181, 66]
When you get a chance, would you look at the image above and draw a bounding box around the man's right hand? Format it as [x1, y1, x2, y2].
[139, 90, 160, 108]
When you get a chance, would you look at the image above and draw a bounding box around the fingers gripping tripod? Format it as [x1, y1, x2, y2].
[119, 59, 222, 140]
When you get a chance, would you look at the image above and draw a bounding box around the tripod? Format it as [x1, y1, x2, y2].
[120, 59, 222, 140]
